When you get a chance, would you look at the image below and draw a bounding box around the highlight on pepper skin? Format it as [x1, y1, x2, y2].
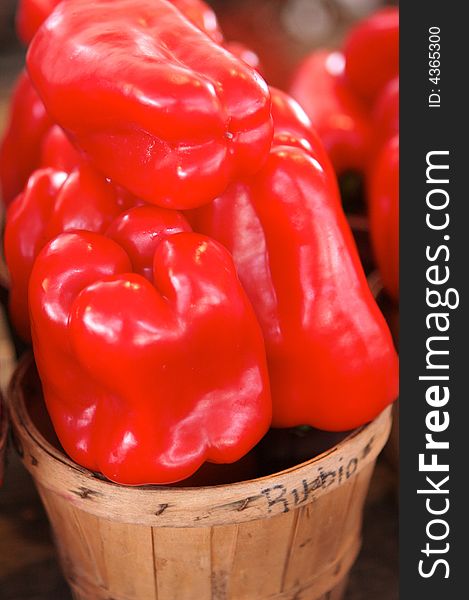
[188, 86, 398, 432]
[28, 213, 272, 485]
[1, 1, 400, 490]
[4, 163, 139, 340]
[26, 0, 274, 209]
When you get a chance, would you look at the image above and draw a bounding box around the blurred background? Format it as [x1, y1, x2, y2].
[1, 1, 398, 599]
[1, 0, 398, 92]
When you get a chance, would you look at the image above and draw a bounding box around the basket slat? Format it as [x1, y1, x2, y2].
[8, 355, 393, 600]
[0, 304, 16, 396]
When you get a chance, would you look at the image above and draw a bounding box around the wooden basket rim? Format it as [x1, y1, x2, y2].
[8, 353, 393, 527]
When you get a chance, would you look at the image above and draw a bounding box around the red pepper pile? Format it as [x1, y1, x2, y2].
[2, 0, 398, 485]
[290, 8, 399, 301]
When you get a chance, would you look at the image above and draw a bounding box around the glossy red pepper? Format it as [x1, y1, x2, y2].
[4, 165, 137, 340]
[269, 87, 328, 163]
[369, 135, 399, 302]
[171, 0, 223, 43]
[16, 0, 223, 45]
[343, 7, 399, 106]
[189, 92, 398, 431]
[370, 77, 399, 164]
[16, 0, 57, 44]
[289, 50, 371, 175]
[29, 210, 271, 484]
[27, 0, 273, 209]
[40, 125, 83, 173]
[0, 70, 52, 206]
[224, 41, 262, 73]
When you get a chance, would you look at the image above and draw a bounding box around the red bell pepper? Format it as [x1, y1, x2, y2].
[4, 165, 137, 340]
[270, 86, 327, 163]
[171, 0, 223, 43]
[16, 0, 57, 44]
[40, 125, 83, 173]
[289, 50, 371, 175]
[16, 0, 249, 87]
[16, 0, 223, 45]
[189, 92, 398, 431]
[343, 7, 399, 106]
[29, 209, 271, 484]
[225, 41, 262, 72]
[27, 0, 273, 209]
[371, 77, 399, 163]
[0, 70, 52, 206]
[369, 134, 399, 302]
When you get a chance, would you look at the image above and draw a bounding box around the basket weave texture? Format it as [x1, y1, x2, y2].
[8, 355, 392, 600]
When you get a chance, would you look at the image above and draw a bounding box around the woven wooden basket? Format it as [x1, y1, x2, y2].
[0, 392, 7, 484]
[1, 299, 16, 483]
[8, 355, 392, 600]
